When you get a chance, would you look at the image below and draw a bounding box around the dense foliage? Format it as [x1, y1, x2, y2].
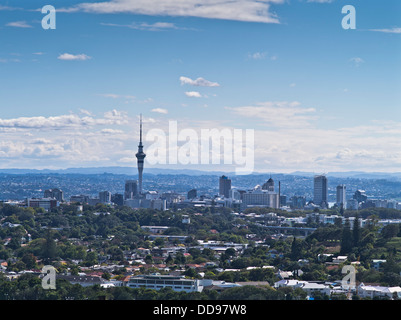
[1, 203, 401, 300]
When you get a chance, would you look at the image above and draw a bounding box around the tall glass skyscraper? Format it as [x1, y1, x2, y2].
[219, 175, 231, 198]
[314, 175, 328, 207]
[336, 184, 347, 208]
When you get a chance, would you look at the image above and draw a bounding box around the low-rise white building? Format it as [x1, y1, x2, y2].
[274, 279, 304, 288]
[358, 283, 401, 299]
[332, 256, 348, 264]
[126, 274, 203, 293]
[274, 280, 331, 297]
[296, 282, 331, 297]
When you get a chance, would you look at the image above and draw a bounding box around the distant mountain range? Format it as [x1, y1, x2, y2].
[0, 166, 400, 180]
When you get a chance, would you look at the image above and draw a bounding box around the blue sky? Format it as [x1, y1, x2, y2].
[0, 0, 400, 173]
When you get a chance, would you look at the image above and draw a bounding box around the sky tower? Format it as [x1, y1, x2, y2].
[136, 114, 146, 195]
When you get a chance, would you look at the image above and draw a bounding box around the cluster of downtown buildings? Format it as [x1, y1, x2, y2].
[12, 173, 400, 215]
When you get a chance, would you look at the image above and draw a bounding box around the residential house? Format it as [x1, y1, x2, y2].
[372, 259, 386, 271]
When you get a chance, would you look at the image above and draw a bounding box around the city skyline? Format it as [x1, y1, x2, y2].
[0, 0, 400, 173]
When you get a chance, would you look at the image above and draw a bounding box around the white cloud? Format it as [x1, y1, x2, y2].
[101, 21, 181, 31]
[101, 128, 124, 134]
[180, 76, 220, 87]
[369, 27, 401, 34]
[0, 5, 18, 11]
[349, 57, 364, 67]
[0, 110, 136, 168]
[0, 108, 400, 172]
[151, 108, 168, 114]
[57, 53, 92, 61]
[118, 156, 137, 163]
[306, 0, 334, 3]
[6, 21, 33, 28]
[99, 93, 121, 99]
[247, 52, 267, 60]
[79, 108, 93, 116]
[65, 0, 284, 23]
[0, 109, 128, 129]
[185, 91, 202, 98]
[99, 93, 136, 101]
[103, 109, 129, 124]
[227, 101, 317, 128]
[0, 58, 21, 63]
[249, 122, 401, 173]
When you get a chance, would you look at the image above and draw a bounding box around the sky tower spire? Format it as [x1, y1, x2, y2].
[136, 114, 146, 195]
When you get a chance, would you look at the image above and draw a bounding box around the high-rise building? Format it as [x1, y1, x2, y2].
[99, 191, 111, 204]
[279, 195, 287, 207]
[314, 175, 328, 207]
[70, 195, 89, 204]
[242, 186, 279, 209]
[336, 185, 347, 208]
[229, 188, 242, 201]
[125, 180, 138, 200]
[291, 195, 306, 209]
[262, 177, 275, 192]
[111, 193, 124, 206]
[353, 190, 367, 203]
[187, 189, 197, 200]
[219, 175, 231, 198]
[44, 188, 64, 202]
[136, 114, 146, 195]
[28, 198, 58, 211]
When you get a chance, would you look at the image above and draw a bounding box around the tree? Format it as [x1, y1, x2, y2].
[290, 237, 303, 260]
[340, 218, 353, 254]
[165, 254, 174, 265]
[42, 228, 57, 264]
[218, 285, 283, 300]
[353, 213, 361, 248]
[339, 204, 345, 216]
[21, 253, 37, 269]
[381, 224, 399, 240]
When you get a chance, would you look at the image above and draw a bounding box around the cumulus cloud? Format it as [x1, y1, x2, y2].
[151, 108, 168, 114]
[185, 91, 202, 98]
[101, 128, 124, 134]
[247, 51, 267, 60]
[57, 53, 92, 61]
[63, 0, 284, 24]
[0, 110, 135, 168]
[180, 76, 220, 87]
[0, 109, 128, 129]
[221, 99, 401, 172]
[6, 21, 33, 28]
[227, 101, 317, 128]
